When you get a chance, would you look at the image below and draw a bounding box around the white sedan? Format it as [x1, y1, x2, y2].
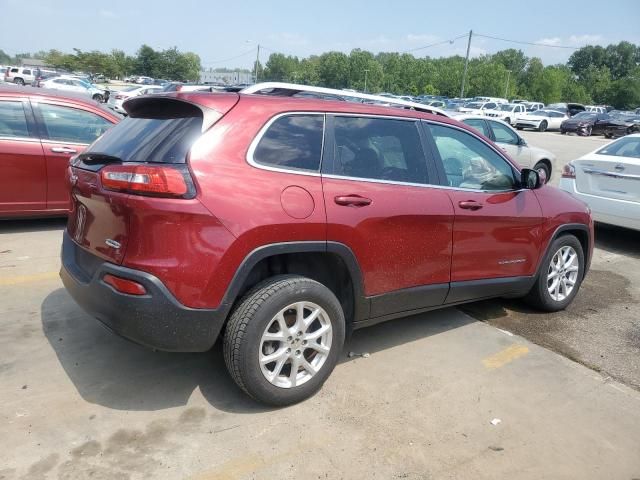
[560, 134, 640, 231]
[514, 109, 568, 132]
[106, 85, 163, 114]
[41, 76, 107, 102]
[455, 114, 556, 181]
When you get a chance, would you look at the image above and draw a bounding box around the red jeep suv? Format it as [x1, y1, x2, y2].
[61, 84, 593, 405]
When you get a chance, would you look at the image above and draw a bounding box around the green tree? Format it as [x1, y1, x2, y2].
[317, 51, 349, 88]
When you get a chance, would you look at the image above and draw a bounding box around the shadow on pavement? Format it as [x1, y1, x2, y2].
[595, 223, 640, 259]
[42, 288, 475, 413]
[0, 217, 67, 234]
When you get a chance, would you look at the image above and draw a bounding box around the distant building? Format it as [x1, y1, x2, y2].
[199, 68, 253, 85]
[18, 58, 48, 68]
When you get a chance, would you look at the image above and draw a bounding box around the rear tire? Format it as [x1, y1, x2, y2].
[524, 234, 584, 312]
[538, 120, 548, 132]
[504, 117, 511, 125]
[223, 275, 345, 406]
[516, 126, 523, 130]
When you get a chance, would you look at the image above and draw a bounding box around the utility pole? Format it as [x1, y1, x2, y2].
[504, 70, 511, 99]
[460, 30, 472, 98]
[254, 44, 260, 84]
[364, 69, 369, 93]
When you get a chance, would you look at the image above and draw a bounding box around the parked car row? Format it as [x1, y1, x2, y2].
[0, 85, 120, 217]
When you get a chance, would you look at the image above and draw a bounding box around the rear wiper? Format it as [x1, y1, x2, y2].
[78, 153, 123, 165]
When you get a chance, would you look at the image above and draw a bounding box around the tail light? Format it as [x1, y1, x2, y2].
[100, 164, 195, 198]
[562, 163, 576, 179]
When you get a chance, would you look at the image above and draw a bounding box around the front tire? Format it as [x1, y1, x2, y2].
[223, 275, 345, 406]
[524, 235, 584, 312]
[92, 94, 104, 102]
[533, 161, 551, 184]
[538, 120, 548, 132]
[14, 77, 24, 86]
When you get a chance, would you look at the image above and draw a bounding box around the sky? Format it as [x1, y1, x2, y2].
[2, 0, 639, 69]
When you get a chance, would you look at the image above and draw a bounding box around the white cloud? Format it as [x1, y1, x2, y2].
[405, 33, 440, 44]
[537, 37, 562, 46]
[99, 9, 116, 18]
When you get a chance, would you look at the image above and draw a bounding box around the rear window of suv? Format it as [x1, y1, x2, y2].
[84, 115, 203, 163]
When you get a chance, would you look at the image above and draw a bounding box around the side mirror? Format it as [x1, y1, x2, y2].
[518, 137, 527, 146]
[521, 168, 542, 189]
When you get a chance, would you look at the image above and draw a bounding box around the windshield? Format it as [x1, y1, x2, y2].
[532, 110, 551, 117]
[499, 105, 514, 111]
[465, 102, 483, 109]
[596, 136, 640, 158]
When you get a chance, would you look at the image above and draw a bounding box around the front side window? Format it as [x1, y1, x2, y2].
[429, 123, 517, 191]
[0, 101, 30, 138]
[489, 121, 519, 145]
[327, 116, 428, 184]
[38, 103, 113, 144]
[253, 114, 324, 172]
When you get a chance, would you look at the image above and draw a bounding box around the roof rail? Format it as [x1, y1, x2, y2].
[240, 82, 449, 117]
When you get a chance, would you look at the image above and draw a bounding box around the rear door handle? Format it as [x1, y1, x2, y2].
[334, 195, 372, 207]
[50, 147, 77, 154]
[458, 200, 483, 210]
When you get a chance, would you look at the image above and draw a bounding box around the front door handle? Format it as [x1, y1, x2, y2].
[50, 147, 77, 154]
[334, 195, 372, 207]
[458, 200, 483, 210]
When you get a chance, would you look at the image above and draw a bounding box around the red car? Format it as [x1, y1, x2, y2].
[60, 84, 593, 405]
[0, 85, 120, 217]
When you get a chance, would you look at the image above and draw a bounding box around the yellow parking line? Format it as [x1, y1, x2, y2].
[483, 344, 529, 369]
[0, 271, 59, 286]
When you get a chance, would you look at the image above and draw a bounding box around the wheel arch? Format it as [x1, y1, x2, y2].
[218, 242, 370, 327]
[539, 223, 591, 280]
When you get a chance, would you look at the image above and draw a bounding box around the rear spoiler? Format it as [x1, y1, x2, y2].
[123, 94, 240, 131]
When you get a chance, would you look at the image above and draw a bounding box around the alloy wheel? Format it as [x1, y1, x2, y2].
[547, 246, 580, 302]
[259, 301, 332, 388]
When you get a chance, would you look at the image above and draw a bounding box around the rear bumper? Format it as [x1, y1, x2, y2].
[559, 179, 640, 231]
[60, 231, 226, 352]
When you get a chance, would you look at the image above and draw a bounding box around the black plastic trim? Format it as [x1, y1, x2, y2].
[60, 231, 223, 352]
[217, 241, 370, 323]
[445, 276, 536, 304]
[544, 223, 592, 275]
[369, 283, 448, 318]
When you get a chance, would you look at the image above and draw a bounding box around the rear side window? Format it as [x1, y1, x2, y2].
[326, 116, 428, 184]
[462, 118, 490, 137]
[84, 115, 202, 163]
[253, 114, 324, 172]
[0, 101, 30, 138]
[39, 104, 113, 144]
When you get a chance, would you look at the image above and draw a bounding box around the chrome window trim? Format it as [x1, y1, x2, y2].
[0, 135, 40, 143]
[246, 112, 523, 194]
[246, 111, 325, 178]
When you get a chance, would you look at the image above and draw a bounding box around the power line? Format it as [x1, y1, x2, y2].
[474, 33, 581, 50]
[403, 34, 468, 53]
[202, 48, 257, 65]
